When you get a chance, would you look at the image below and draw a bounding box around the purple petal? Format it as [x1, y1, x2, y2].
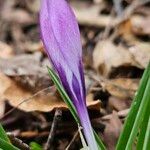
[40, 0, 98, 149]
[40, 0, 85, 102]
[76, 104, 98, 150]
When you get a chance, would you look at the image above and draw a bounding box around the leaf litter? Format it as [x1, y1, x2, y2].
[0, 0, 149, 149]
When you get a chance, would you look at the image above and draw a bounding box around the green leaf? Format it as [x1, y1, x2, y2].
[47, 67, 79, 123]
[47, 67, 106, 150]
[136, 111, 149, 149]
[0, 138, 19, 150]
[0, 124, 10, 143]
[125, 74, 150, 149]
[142, 115, 150, 150]
[136, 88, 150, 150]
[29, 142, 42, 150]
[116, 63, 150, 150]
[93, 130, 106, 150]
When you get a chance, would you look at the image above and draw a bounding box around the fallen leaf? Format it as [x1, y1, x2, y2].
[26, 0, 40, 13]
[93, 40, 139, 77]
[118, 19, 139, 45]
[71, 1, 114, 27]
[108, 96, 129, 111]
[0, 52, 45, 76]
[103, 111, 122, 150]
[131, 15, 150, 35]
[105, 78, 139, 98]
[129, 43, 150, 68]
[0, 53, 51, 92]
[24, 41, 43, 53]
[0, 74, 100, 112]
[0, 100, 5, 118]
[102, 109, 129, 120]
[0, 41, 13, 58]
[2, 9, 34, 25]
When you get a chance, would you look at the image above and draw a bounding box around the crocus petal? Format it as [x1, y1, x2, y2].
[40, 0, 84, 105]
[40, 0, 98, 149]
[77, 105, 99, 150]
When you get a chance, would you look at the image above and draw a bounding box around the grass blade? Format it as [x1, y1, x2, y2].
[142, 116, 150, 150]
[136, 88, 150, 150]
[93, 130, 106, 150]
[47, 67, 79, 123]
[0, 138, 19, 150]
[136, 112, 149, 150]
[0, 124, 10, 143]
[30, 142, 42, 150]
[47, 67, 106, 150]
[116, 63, 150, 149]
[125, 77, 150, 149]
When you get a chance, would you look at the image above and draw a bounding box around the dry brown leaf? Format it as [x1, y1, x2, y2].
[0, 41, 13, 58]
[105, 78, 139, 98]
[24, 41, 43, 53]
[26, 0, 40, 13]
[0, 53, 51, 92]
[0, 100, 5, 118]
[71, 1, 113, 27]
[2, 9, 34, 25]
[103, 111, 122, 150]
[93, 40, 138, 77]
[0, 52, 45, 76]
[129, 43, 150, 68]
[0, 74, 100, 112]
[86, 93, 101, 110]
[118, 20, 139, 45]
[0, 73, 10, 117]
[102, 109, 129, 120]
[0, 73, 11, 95]
[131, 15, 150, 35]
[108, 96, 129, 111]
[118, 19, 132, 35]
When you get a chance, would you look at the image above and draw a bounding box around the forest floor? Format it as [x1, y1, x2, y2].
[0, 0, 150, 149]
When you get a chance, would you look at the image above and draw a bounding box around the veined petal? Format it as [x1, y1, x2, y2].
[40, 0, 98, 149]
[77, 104, 99, 150]
[40, 0, 85, 102]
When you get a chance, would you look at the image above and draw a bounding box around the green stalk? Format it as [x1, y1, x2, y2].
[0, 138, 19, 150]
[0, 124, 10, 143]
[125, 77, 150, 149]
[142, 116, 150, 150]
[47, 67, 106, 150]
[47, 67, 79, 123]
[116, 63, 150, 149]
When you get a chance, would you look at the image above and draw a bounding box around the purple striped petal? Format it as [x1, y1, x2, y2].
[40, 0, 98, 149]
[40, 0, 84, 105]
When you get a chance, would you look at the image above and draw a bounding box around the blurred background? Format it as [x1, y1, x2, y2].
[0, 0, 150, 149]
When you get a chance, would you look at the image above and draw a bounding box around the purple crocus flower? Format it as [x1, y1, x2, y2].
[40, 0, 98, 149]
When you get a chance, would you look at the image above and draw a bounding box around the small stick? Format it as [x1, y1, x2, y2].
[44, 109, 62, 150]
[113, 0, 123, 17]
[65, 131, 79, 150]
[7, 134, 30, 150]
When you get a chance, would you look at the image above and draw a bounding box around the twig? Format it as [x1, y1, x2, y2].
[65, 131, 79, 150]
[7, 133, 30, 150]
[44, 109, 62, 150]
[115, 0, 150, 25]
[113, 0, 123, 17]
[100, 9, 115, 40]
[75, 0, 150, 28]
